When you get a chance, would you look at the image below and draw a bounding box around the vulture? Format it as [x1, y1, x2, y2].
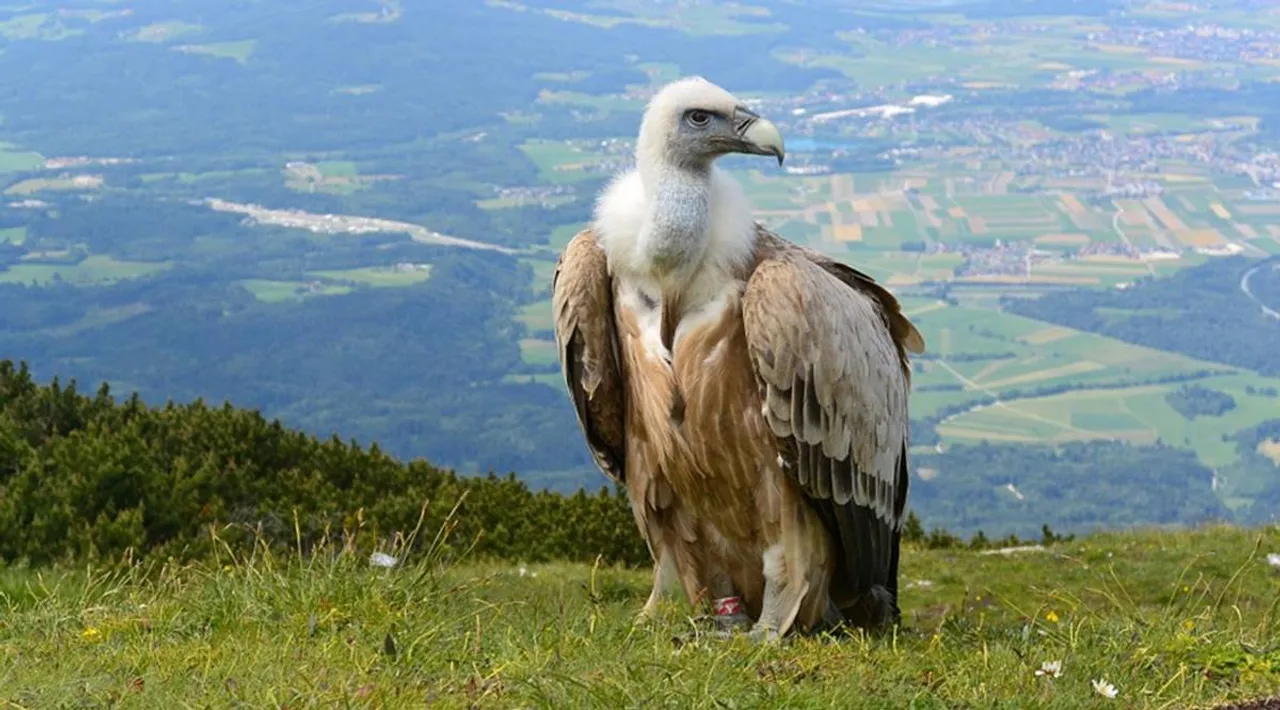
[552, 77, 925, 639]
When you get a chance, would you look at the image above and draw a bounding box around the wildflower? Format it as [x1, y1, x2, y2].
[1092, 679, 1118, 699]
[81, 627, 102, 642]
[1181, 619, 1195, 631]
[369, 552, 398, 568]
[1266, 553, 1280, 571]
[1035, 660, 1062, 679]
[518, 566, 528, 577]
[1045, 610, 1059, 623]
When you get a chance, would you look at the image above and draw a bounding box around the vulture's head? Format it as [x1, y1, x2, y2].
[636, 76, 785, 174]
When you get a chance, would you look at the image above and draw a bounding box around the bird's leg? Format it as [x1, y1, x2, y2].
[638, 551, 678, 622]
[705, 566, 750, 637]
[749, 543, 809, 643]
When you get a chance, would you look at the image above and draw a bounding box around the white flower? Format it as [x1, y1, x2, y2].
[1092, 679, 1118, 699]
[368, 552, 398, 568]
[518, 566, 528, 577]
[1266, 553, 1280, 571]
[1035, 660, 1062, 679]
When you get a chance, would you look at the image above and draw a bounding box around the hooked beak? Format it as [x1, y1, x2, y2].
[733, 106, 785, 166]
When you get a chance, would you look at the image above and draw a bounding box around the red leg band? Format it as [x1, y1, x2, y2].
[714, 596, 743, 616]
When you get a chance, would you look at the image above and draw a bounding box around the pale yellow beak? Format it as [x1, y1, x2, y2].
[741, 117, 785, 166]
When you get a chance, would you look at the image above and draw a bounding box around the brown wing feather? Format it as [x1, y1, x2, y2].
[551, 229, 627, 484]
[742, 225, 920, 626]
[754, 225, 924, 361]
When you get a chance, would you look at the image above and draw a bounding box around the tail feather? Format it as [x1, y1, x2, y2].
[809, 496, 902, 634]
[839, 584, 899, 632]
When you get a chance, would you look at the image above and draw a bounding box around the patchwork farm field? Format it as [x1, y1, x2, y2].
[905, 300, 1225, 406]
[740, 168, 1271, 263]
[937, 373, 1280, 458]
[0, 255, 171, 285]
[239, 279, 353, 303]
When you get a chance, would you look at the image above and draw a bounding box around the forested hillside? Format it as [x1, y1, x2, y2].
[0, 360, 644, 566]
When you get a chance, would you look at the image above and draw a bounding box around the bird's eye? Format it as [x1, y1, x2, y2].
[685, 109, 712, 128]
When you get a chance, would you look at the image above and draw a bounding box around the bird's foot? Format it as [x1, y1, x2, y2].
[712, 611, 752, 639]
[748, 623, 782, 644]
[635, 601, 662, 624]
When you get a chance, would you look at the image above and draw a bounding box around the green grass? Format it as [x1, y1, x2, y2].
[0, 256, 170, 285]
[1254, 236, 1280, 255]
[0, 12, 83, 40]
[1091, 113, 1213, 135]
[239, 279, 352, 303]
[309, 265, 433, 288]
[534, 90, 644, 113]
[526, 0, 784, 36]
[0, 226, 25, 245]
[519, 299, 554, 333]
[4, 176, 103, 195]
[519, 140, 620, 184]
[550, 223, 586, 251]
[523, 258, 559, 293]
[776, 42, 977, 88]
[316, 161, 358, 178]
[1, 525, 1277, 707]
[0, 144, 44, 173]
[1069, 411, 1149, 432]
[520, 337, 558, 366]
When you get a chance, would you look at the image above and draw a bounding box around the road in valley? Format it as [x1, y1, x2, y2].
[1111, 209, 1157, 278]
[1239, 261, 1280, 321]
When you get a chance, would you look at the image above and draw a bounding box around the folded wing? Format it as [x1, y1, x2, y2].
[551, 229, 627, 485]
[741, 228, 921, 626]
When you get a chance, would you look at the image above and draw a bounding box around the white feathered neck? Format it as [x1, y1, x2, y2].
[591, 166, 758, 289]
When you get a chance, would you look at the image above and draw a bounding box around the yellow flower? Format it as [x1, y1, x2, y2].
[1045, 610, 1060, 623]
[81, 627, 102, 642]
[1182, 619, 1195, 631]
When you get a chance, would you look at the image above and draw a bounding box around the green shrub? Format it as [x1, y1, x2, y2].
[0, 360, 647, 567]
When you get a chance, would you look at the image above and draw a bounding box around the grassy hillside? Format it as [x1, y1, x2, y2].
[1, 525, 1277, 708]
